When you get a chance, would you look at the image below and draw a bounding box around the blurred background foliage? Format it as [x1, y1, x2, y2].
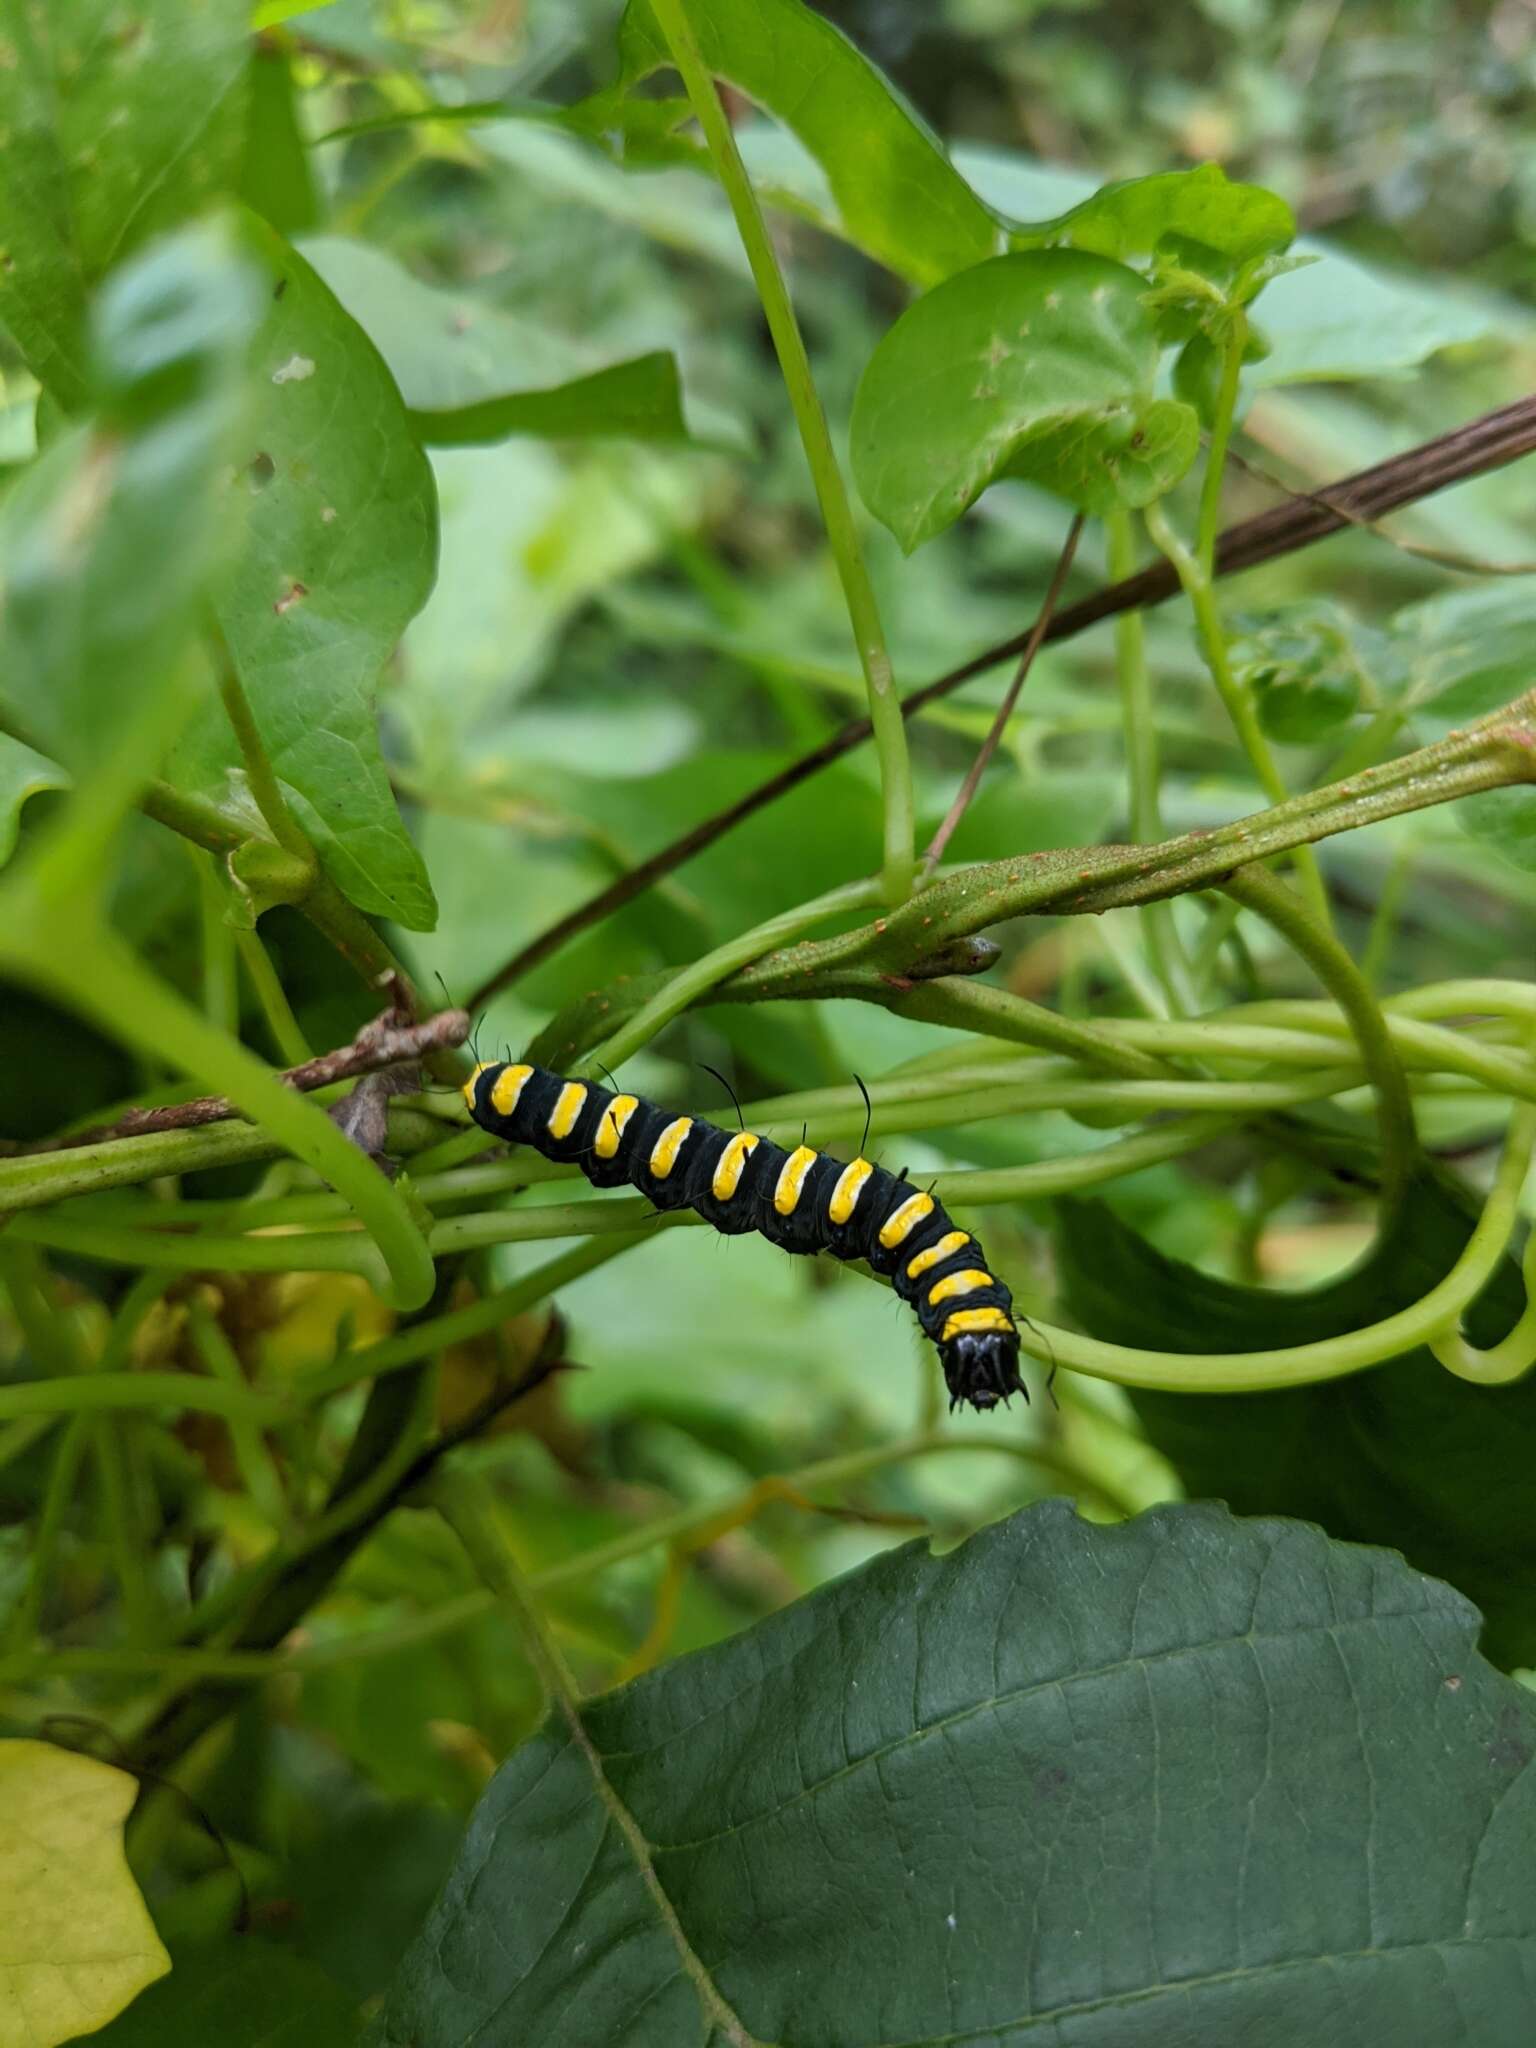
[1, 0, 1534, 2030]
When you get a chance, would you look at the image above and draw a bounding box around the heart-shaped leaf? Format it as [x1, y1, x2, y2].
[0, 1740, 169, 2048]
[852, 249, 1198, 550]
[165, 216, 439, 931]
[374, 1498, 1536, 2045]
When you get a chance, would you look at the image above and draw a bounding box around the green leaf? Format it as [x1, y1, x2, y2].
[239, 46, 319, 236]
[0, 738, 69, 869]
[1013, 162, 1295, 267]
[0, 0, 250, 409]
[0, 1739, 169, 2048]
[1228, 602, 1367, 742]
[851, 250, 1198, 550]
[614, 0, 1001, 285]
[409, 353, 694, 447]
[375, 1499, 1536, 2045]
[77, 1939, 359, 2047]
[1393, 582, 1536, 874]
[301, 236, 704, 444]
[0, 220, 261, 778]
[1058, 1170, 1536, 1666]
[166, 215, 438, 931]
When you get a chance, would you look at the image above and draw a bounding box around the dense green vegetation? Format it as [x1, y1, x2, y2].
[1, 2, 1534, 2042]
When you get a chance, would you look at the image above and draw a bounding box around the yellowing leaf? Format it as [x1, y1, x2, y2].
[0, 1741, 169, 2048]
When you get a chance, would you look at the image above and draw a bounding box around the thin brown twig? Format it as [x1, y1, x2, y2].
[1224, 443, 1536, 577]
[15, 1006, 470, 1155]
[467, 393, 1536, 1011]
[920, 512, 1085, 877]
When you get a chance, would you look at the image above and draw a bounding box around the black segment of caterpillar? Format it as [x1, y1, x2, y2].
[463, 1060, 1025, 1412]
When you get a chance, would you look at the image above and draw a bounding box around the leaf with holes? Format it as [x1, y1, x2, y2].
[0, 1740, 169, 2048]
[0, 0, 250, 410]
[852, 249, 1199, 550]
[165, 214, 438, 930]
[374, 1499, 1536, 2047]
[1057, 1171, 1536, 1666]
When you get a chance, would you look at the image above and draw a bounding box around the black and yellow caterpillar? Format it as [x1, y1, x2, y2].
[463, 1061, 1024, 1412]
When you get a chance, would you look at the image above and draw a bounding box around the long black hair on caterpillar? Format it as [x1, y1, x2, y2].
[462, 1060, 1024, 1412]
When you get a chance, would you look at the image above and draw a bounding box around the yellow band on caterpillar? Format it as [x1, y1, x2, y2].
[712, 1131, 759, 1201]
[594, 1095, 638, 1160]
[547, 1081, 586, 1139]
[879, 1192, 933, 1248]
[649, 1117, 693, 1179]
[828, 1158, 873, 1225]
[461, 1061, 496, 1111]
[907, 1232, 969, 1281]
[929, 1268, 994, 1306]
[774, 1145, 818, 1215]
[940, 1306, 1014, 1341]
[490, 1064, 533, 1118]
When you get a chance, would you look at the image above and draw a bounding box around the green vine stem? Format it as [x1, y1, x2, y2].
[1144, 494, 1332, 925]
[0, 909, 436, 1307]
[1105, 504, 1186, 1013]
[648, 0, 915, 903]
[1221, 865, 1417, 1203]
[570, 875, 885, 1078]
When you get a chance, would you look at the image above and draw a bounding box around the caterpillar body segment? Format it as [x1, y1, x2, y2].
[463, 1061, 1025, 1411]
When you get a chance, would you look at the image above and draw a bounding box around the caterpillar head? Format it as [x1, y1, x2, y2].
[939, 1326, 1025, 1412]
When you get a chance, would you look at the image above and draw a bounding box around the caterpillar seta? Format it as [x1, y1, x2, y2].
[462, 1061, 1025, 1412]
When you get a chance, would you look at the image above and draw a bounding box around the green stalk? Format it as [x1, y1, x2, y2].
[1105, 505, 1186, 1013]
[1222, 865, 1417, 1204]
[235, 926, 312, 1065]
[575, 876, 884, 1078]
[1196, 308, 1248, 576]
[5, 1416, 90, 1652]
[0, 914, 434, 1306]
[1143, 496, 1331, 926]
[211, 627, 316, 869]
[649, 0, 914, 902]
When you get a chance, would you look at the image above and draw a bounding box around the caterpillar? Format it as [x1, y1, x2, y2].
[462, 1061, 1025, 1412]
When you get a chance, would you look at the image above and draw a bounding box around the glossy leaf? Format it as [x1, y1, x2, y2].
[1058, 1170, 1536, 1665]
[851, 249, 1198, 550]
[614, 0, 1001, 284]
[0, 0, 249, 409]
[375, 1498, 1536, 2046]
[0, 221, 261, 777]
[166, 215, 438, 930]
[79, 1939, 359, 2048]
[0, 1740, 169, 2048]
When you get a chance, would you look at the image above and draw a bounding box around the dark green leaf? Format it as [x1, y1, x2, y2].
[1058, 1170, 1536, 1666]
[0, 0, 249, 408]
[851, 250, 1198, 549]
[375, 1498, 1536, 2046]
[76, 1939, 360, 2047]
[239, 46, 320, 236]
[166, 214, 438, 930]
[614, 0, 1001, 285]
[0, 221, 261, 776]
